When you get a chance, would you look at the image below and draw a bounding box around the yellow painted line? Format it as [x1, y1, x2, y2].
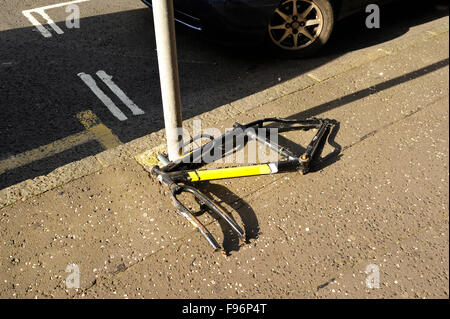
[0, 110, 121, 175]
[135, 144, 167, 170]
[76, 110, 121, 149]
[0, 132, 91, 174]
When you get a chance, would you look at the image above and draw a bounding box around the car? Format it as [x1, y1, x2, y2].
[142, 0, 386, 57]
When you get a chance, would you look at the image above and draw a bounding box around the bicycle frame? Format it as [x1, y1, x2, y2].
[151, 117, 337, 251]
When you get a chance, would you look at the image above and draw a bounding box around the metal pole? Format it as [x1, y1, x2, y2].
[152, 0, 183, 161]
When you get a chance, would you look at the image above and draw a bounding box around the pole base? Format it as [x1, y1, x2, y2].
[135, 144, 167, 172]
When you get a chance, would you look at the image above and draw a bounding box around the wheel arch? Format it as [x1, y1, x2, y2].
[273, 0, 342, 18]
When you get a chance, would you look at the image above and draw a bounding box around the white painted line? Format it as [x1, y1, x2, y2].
[96, 70, 145, 116]
[78, 72, 128, 121]
[22, 10, 52, 38]
[25, 0, 89, 12]
[22, 0, 89, 38]
[37, 9, 64, 35]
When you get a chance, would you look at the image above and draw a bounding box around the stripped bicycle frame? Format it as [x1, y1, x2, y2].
[151, 117, 337, 251]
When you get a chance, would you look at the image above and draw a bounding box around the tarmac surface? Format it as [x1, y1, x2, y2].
[0, 0, 447, 189]
[0, 0, 449, 299]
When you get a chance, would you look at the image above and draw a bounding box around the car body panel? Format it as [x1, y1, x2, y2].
[143, 0, 277, 31]
[142, 0, 385, 44]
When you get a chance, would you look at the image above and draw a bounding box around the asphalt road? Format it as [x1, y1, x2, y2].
[0, 0, 447, 189]
[0, 0, 448, 300]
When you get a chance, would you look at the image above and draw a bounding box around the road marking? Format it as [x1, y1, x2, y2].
[78, 71, 145, 121]
[0, 132, 90, 175]
[22, 0, 89, 38]
[96, 71, 145, 116]
[22, 10, 53, 38]
[0, 110, 120, 175]
[78, 72, 128, 121]
[76, 110, 121, 149]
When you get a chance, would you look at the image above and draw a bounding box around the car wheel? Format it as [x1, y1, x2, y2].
[267, 0, 334, 58]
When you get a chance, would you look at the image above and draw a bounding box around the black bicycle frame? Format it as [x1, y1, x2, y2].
[151, 117, 337, 251]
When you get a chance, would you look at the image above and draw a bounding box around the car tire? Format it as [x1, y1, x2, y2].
[266, 0, 334, 58]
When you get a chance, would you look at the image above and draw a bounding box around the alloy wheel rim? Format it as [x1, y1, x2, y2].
[268, 0, 324, 51]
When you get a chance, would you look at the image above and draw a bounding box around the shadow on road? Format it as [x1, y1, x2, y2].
[0, 0, 447, 189]
[198, 182, 260, 255]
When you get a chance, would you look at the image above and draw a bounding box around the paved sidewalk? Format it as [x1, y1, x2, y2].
[0, 19, 448, 298]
